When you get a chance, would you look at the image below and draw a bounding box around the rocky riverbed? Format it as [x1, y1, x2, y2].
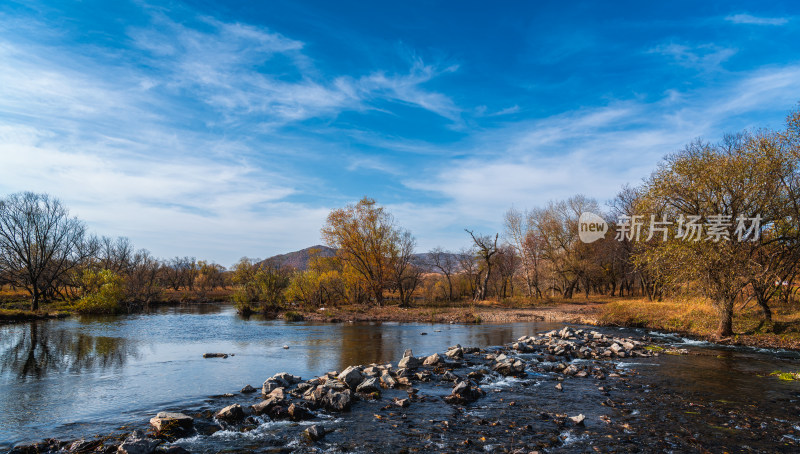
[8, 326, 800, 453]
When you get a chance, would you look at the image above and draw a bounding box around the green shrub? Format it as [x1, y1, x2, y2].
[283, 311, 304, 321]
[74, 269, 125, 314]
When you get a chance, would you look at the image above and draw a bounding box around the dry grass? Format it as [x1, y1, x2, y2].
[598, 296, 800, 349]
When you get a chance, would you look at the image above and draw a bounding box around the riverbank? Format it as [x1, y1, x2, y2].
[596, 297, 800, 350]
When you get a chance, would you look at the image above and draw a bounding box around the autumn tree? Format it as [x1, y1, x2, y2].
[466, 230, 499, 301]
[0, 192, 98, 310]
[636, 133, 786, 337]
[321, 197, 414, 306]
[391, 229, 422, 307]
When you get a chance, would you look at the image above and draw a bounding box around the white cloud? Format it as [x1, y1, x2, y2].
[726, 14, 789, 26]
[649, 43, 737, 71]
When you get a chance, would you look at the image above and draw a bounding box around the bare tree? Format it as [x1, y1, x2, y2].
[0, 192, 97, 310]
[466, 230, 499, 301]
[428, 247, 458, 301]
[391, 229, 421, 307]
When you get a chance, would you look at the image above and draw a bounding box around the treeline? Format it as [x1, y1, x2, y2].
[0, 192, 230, 313]
[266, 107, 800, 338]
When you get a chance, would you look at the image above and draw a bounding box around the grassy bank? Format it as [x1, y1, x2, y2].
[597, 297, 800, 350]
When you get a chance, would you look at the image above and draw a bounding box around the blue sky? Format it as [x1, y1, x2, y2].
[1, 0, 800, 266]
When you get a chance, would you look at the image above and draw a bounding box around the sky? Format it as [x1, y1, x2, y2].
[1, 0, 800, 267]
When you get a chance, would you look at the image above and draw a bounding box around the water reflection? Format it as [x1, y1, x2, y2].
[0, 321, 138, 379]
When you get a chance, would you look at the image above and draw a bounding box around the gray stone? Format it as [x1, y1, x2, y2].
[322, 389, 352, 412]
[445, 348, 463, 359]
[398, 355, 421, 369]
[337, 366, 363, 389]
[214, 404, 245, 422]
[356, 377, 380, 393]
[423, 353, 442, 366]
[240, 384, 257, 393]
[380, 372, 397, 388]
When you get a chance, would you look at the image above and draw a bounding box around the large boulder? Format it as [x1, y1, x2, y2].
[337, 366, 363, 389]
[215, 404, 245, 422]
[493, 358, 526, 377]
[266, 387, 286, 401]
[149, 412, 193, 436]
[445, 347, 463, 359]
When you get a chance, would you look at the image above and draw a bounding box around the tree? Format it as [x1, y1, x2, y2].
[321, 197, 407, 306]
[428, 247, 458, 301]
[504, 208, 537, 297]
[391, 229, 422, 307]
[637, 134, 786, 337]
[466, 230, 499, 301]
[0, 192, 97, 310]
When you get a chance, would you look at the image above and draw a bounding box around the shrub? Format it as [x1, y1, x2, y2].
[283, 311, 304, 321]
[74, 269, 125, 314]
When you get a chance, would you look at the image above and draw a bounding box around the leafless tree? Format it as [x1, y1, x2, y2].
[428, 247, 458, 301]
[0, 192, 98, 310]
[466, 229, 499, 301]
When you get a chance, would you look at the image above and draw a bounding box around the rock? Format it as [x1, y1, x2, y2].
[267, 387, 286, 401]
[303, 425, 326, 442]
[337, 366, 363, 389]
[403, 349, 413, 358]
[563, 364, 579, 376]
[570, 414, 585, 425]
[69, 439, 102, 452]
[444, 380, 485, 404]
[442, 371, 460, 382]
[423, 353, 442, 366]
[262, 379, 282, 395]
[288, 403, 314, 421]
[362, 366, 381, 377]
[398, 355, 421, 369]
[214, 404, 245, 422]
[251, 397, 280, 415]
[414, 370, 432, 382]
[445, 348, 463, 359]
[202, 353, 227, 358]
[283, 345, 289, 349]
[394, 397, 410, 408]
[117, 432, 161, 454]
[396, 377, 412, 386]
[493, 358, 526, 376]
[322, 389, 352, 412]
[273, 372, 302, 385]
[149, 412, 193, 435]
[240, 384, 256, 393]
[555, 383, 562, 391]
[380, 372, 397, 388]
[356, 377, 381, 393]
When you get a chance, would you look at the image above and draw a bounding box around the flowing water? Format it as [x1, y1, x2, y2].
[2, 305, 800, 452]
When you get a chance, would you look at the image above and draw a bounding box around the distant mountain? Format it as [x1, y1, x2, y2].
[260, 245, 336, 270]
[261, 245, 462, 272]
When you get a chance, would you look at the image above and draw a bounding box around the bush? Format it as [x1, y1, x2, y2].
[74, 269, 125, 314]
[283, 311, 304, 321]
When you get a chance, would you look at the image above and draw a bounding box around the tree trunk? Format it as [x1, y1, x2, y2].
[31, 288, 40, 311]
[716, 298, 734, 337]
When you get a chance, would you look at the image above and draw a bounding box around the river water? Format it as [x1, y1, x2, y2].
[2, 304, 800, 452]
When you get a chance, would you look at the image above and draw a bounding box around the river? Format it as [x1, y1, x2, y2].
[2, 304, 800, 452]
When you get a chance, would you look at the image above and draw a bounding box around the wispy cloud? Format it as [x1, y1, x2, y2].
[726, 13, 789, 26]
[649, 43, 737, 72]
